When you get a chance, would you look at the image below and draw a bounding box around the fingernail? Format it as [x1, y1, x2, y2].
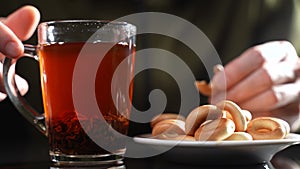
[213, 64, 224, 73]
[4, 41, 22, 58]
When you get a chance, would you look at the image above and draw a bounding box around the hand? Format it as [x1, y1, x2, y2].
[0, 5, 40, 101]
[211, 41, 300, 131]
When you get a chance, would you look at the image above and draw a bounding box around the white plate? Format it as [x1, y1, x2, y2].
[133, 133, 300, 165]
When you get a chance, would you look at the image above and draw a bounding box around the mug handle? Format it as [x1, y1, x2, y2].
[3, 44, 47, 136]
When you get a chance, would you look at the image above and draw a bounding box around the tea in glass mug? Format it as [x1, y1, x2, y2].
[3, 20, 136, 166]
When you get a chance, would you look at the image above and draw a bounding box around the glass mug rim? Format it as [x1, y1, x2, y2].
[39, 19, 135, 26]
[37, 19, 136, 45]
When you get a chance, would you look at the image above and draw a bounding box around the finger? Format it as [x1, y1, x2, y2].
[0, 5, 40, 59]
[239, 80, 300, 112]
[252, 41, 298, 63]
[2, 5, 40, 41]
[0, 92, 6, 102]
[218, 67, 272, 104]
[0, 21, 23, 58]
[212, 41, 297, 91]
[0, 62, 28, 96]
[219, 60, 299, 103]
[209, 91, 226, 104]
[15, 74, 29, 96]
[0, 74, 29, 96]
[211, 46, 265, 91]
[0, 18, 7, 60]
[272, 80, 300, 108]
[265, 60, 299, 85]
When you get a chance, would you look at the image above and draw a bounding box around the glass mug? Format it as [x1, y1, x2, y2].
[3, 20, 136, 166]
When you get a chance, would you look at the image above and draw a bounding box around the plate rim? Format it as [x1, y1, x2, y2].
[133, 133, 300, 147]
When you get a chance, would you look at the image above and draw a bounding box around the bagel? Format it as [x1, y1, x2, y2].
[194, 118, 235, 141]
[216, 100, 247, 132]
[222, 110, 233, 120]
[242, 110, 252, 122]
[154, 134, 196, 141]
[185, 105, 223, 135]
[194, 80, 211, 96]
[225, 132, 253, 141]
[151, 113, 186, 128]
[152, 119, 186, 136]
[246, 117, 290, 140]
[194, 64, 224, 96]
[281, 118, 291, 134]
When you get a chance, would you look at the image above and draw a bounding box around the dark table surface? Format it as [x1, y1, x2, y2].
[0, 144, 299, 169]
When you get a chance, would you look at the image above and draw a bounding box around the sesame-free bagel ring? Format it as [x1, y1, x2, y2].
[194, 118, 235, 141]
[216, 100, 247, 132]
[152, 119, 186, 137]
[151, 113, 186, 128]
[225, 132, 253, 141]
[246, 117, 290, 140]
[185, 105, 223, 135]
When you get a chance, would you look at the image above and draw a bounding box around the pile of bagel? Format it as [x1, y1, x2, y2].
[151, 100, 290, 141]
